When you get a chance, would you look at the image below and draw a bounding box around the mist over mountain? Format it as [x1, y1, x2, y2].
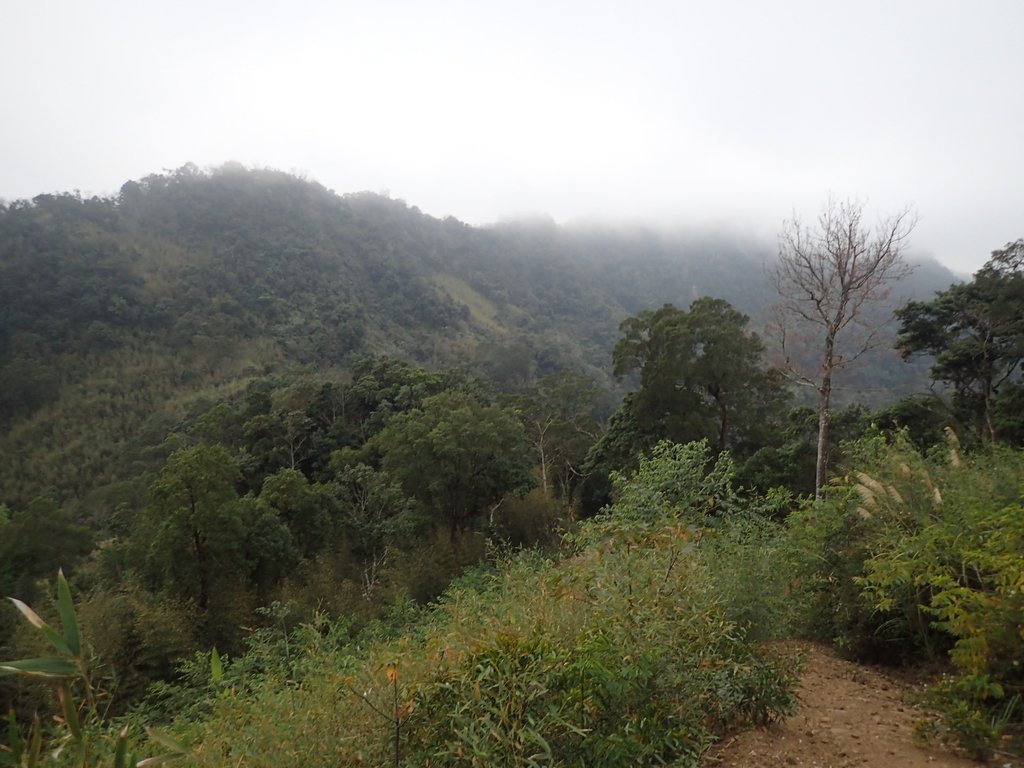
[0, 163, 958, 508]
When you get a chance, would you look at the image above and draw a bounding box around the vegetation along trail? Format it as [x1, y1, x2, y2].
[711, 643, 1017, 768]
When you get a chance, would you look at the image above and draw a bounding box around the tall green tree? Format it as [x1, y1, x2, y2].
[368, 391, 532, 538]
[145, 444, 244, 611]
[612, 298, 788, 457]
[257, 468, 336, 558]
[896, 239, 1024, 444]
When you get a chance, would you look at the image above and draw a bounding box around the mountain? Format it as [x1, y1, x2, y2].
[0, 163, 957, 509]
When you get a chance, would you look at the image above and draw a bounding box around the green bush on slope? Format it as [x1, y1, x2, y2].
[181, 440, 798, 767]
[787, 432, 1024, 759]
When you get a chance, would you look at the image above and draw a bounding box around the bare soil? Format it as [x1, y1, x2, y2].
[708, 643, 1020, 768]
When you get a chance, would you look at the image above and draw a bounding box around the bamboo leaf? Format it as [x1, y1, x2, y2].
[210, 647, 223, 684]
[144, 727, 190, 754]
[56, 569, 81, 657]
[135, 756, 185, 767]
[6, 598, 45, 630]
[114, 726, 130, 768]
[58, 683, 82, 740]
[7, 598, 73, 657]
[0, 657, 78, 678]
[5, 709, 23, 761]
[136, 729, 190, 767]
[27, 714, 41, 768]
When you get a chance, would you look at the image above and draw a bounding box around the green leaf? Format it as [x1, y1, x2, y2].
[144, 727, 190, 754]
[210, 647, 223, 684]
[7, 598, 73, 657]
[5, 709, 23, 762]
[113, 726, 130, 768]
[136, 728, 190, 767]
[58, 682, 82, 740]
[27, 714, 41, 768]
[56, 569, 81, 657]
[0, 657, 78, 678]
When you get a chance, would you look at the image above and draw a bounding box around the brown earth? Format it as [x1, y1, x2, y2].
[708, 643, 1020, 768]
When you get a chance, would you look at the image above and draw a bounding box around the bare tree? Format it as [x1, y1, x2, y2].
[771, 197, 916, 498]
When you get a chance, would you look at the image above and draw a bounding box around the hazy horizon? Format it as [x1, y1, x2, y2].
[3, 0, 1022, 275]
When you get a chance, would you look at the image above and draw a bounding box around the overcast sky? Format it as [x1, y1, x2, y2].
[2, 1, 1021, 274]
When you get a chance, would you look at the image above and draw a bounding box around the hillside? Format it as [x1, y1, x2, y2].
[1, 169, 1021, 766]
[0, 164, 956, 509]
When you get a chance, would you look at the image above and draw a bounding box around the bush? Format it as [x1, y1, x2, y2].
[787, 432, 1024, 758]
[184, 440, 799, 767]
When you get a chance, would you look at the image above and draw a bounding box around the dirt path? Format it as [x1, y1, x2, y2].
[709, 643, 1018, 768]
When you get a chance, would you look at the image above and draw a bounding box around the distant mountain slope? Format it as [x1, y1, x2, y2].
[0, 164, 957, 507]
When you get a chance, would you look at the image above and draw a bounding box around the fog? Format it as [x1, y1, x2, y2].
[2, 0, 1022, 274]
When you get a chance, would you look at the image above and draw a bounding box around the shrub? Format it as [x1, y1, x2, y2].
[186, 440, 799, 766]
[787, 432, 1024, 758]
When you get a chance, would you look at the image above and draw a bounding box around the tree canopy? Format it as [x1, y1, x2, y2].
[897, 239, 1024, 444]
[611, 297, 789, 458]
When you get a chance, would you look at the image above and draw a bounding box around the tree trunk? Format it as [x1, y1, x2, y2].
[193, 527, 209, 610]
[815, 335, 836, 499]
[538, 428, 549, 498]
[814, 380, 831, 500]
[717, 397, 729, 454]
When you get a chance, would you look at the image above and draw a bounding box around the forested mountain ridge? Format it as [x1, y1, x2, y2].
[6, 165, 1024, 766]
[0, 163, 955, 509]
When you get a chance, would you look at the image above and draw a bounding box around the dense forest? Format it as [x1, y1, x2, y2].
[1, 165, 1021, 766]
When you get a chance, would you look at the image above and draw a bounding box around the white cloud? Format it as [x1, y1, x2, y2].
[2, 0, 1021, 273]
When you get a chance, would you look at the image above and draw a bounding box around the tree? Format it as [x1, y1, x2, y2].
[146, 444, 244, 611]
[510, 370, 600, 501]
[771, 197, 915, 497]
[0, 496, 92, 602]
[257, 468, 336, 558]
[612, 298, 788, 457]
[332, 463, 418, 600]
[367, 391, 532, 538]
[896, 240, 1024, 444]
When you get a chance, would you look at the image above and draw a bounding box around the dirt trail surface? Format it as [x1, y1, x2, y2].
[709, 643, 1018, 768]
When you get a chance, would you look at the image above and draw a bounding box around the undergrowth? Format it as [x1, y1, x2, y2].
[168, 440, 800, 767]
[787, 432, 1024, 760]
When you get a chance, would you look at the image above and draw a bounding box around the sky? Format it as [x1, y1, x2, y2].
[2, 0, 1022, 274]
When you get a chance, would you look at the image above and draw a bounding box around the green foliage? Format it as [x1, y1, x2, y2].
[144, 444, 244, 613]
[785, 436, 945, 660]
[612, 299, 789, 459]
[368, 390, 534, 537]
[591, 440, 738, 539]
[0, 497, 92, 603]
[173, 440, 798, 767]
[74, 578, 198, 708]
[506, 370, 601, 503]
[0, 165, 949, 510]
[870, 394, 956, 453]
[786, 434, 1024, 757]
[698, 496, 800, 642]
[897, 239, 1024, 445]
[0, 571, 186, 767]
[332, 463, 420, 600]
[913, 674, 1021, 761]
[586, 439, 798, 641]
[0, 165, 981, 762]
